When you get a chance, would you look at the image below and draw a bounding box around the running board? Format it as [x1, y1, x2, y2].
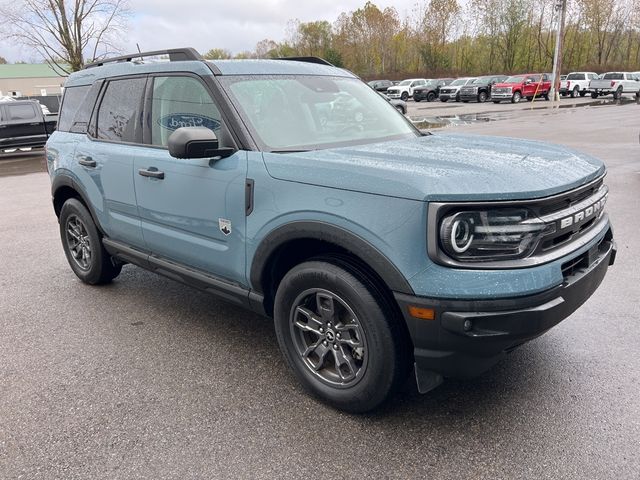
[102, 238, 265, 315]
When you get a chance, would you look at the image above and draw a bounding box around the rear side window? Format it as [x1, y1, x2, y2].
[7, 104, 37, 121]
[603, 73, 623, 80]
[567, 73, 585, 80]
[96, 78, 146, 142]
[58, 86, 90, 132]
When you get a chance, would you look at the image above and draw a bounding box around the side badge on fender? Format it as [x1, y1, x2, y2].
[219, 218, 232, 236]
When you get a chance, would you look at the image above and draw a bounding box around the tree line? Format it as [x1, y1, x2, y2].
[204, 0, 640, 79]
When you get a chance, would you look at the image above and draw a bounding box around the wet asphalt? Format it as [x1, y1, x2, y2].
[1, 102, 639, 479]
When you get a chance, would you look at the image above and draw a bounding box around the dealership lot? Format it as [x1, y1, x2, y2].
[1, 102, 639, 479]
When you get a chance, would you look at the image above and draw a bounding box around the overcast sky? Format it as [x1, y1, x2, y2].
[0, 0, 418, 63]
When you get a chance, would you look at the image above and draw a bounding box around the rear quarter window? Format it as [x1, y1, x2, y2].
[58, 86, 91, 132]
[603, 73, 623, 80]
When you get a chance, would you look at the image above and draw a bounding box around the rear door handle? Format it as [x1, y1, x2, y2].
[138, 167, 165, 179]
[77, 155, 96, 167]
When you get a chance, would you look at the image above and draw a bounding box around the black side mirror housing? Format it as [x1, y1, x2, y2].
[168, 127, 234, 159]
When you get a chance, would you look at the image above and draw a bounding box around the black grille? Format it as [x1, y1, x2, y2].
[539, 178, 603, 215]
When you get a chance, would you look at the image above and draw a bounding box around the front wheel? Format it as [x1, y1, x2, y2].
[59, 198, 122, 284]
[274, 259, 410, 413]
[400, 92, 409, 101]
[511, 91, 521, 103]
[427, 92, 436, 102]
[478, 91, 488, 103]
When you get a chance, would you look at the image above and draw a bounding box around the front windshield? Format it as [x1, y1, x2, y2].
[221, 75, 419, 151]
[504, 76, 526, 83]
[472, 78, 489, 84]
[450, 79, 468, 86]
[398, 80, 412, 86]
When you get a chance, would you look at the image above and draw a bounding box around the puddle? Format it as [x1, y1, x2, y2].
[411, 113, 499, 129]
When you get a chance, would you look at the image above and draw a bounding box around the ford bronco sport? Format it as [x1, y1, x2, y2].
[47, 48, 615, 412]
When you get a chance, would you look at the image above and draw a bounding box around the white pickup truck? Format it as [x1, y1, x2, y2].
[560, 72, 599, 98]
[385, 78, 428, 101]
[590, 72, 640, 100]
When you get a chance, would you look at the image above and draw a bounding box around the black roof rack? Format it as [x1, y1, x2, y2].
[276, 56, 334, 67]
[84, 47, 202, 69]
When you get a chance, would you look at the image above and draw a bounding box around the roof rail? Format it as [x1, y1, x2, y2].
[84, 47, 202, 69]
[276, 56, 334, 67]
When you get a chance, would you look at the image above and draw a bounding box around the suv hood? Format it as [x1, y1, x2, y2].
[262, 134, 605, 202]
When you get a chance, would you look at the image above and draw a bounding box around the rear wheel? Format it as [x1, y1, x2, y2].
[59, 198, 122, 284]
[613, 87, 623, 100]
[571, 86, 580, 98]
[579, 91, 586, 97]
[395, 105, 405, 115]
[591, 92, 599, 99]
[274, 259, 410, 413]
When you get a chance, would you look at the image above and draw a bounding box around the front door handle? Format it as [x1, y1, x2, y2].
[138, 167, 165, 179]
[77, 155, 96, 167]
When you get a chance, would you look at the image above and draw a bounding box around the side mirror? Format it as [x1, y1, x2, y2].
[168, 127, 234, 159]
[525, 79, 532, 84]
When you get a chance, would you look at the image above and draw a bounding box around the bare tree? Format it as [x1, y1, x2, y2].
[0, 0, 129, 73]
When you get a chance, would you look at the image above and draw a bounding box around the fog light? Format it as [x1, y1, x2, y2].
[463, 319, 473, 331]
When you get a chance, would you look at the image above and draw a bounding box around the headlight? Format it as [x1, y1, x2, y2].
[438, 208, 554, 262]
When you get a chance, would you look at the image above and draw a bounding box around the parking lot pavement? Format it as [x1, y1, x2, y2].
[1, 103, 639, 479]
[406, 93, 639, 119]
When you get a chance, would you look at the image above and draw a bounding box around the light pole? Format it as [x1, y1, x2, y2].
[550, 0, 567, 103]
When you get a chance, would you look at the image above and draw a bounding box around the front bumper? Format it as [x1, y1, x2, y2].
[439, 93, 456, 101]
[386, 92, 402, 99]
[394, 231, 615, 384]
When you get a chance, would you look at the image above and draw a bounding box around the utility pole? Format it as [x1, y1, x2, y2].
[550, 0, 567, 103]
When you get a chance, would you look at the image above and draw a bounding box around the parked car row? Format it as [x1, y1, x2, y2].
[0, 99, 57, 151]
[368, 70, 640, 105]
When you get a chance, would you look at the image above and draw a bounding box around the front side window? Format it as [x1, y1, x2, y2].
[150, 76, 221, 147]
[7, 104, 37, 121]
[96, 78, 146, 142]
[221, 75, 418, 151]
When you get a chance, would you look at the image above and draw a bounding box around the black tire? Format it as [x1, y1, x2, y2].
[414, 97, 421, 103]
[478, 91, 488, 103]
[493, 100, 500, 104]
[543, 93, 550, 101]
[571, 86, 580, 98]
[59, 198, 122, 284]
[511, 91, 521, 103]
[455, 93, 461, 102]
[427, 91, 436, 102]
[274, 259, 410, 413]
[636, 91, 640, 99]
[400, 92, 409, 101]
[579, 91, 586, 97]
[613, 87, 623, 100]
[440, 98, 448, 102]
[395, 105, 405, 115]
[591, 92, 599, 99]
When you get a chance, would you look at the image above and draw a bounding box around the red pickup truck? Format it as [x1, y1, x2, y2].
[490, 74, 552, 103]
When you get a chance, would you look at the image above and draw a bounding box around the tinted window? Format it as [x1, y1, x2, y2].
[68, 83, 101, 134]
[150, 76, 221, 147]
[96, 78, 146, 142]
[567, 73, 585, 80]
[603, 73, 623, 80]
[7, 104, 37, 121]
[58, 86, 90, 132]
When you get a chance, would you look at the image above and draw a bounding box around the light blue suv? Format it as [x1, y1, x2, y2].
[47, 48, 615, 412]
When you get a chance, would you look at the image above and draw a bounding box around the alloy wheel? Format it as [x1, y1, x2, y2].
[65, 215, 92, 271]
[289, 288, 368, 387]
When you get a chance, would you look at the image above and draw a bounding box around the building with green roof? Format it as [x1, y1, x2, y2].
[0, 63, 67, 98]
